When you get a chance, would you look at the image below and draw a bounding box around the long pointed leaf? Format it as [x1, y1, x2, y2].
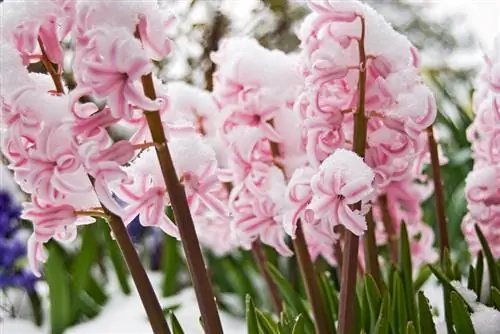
[45, 244, 73, 334]
[418, 292, 436, 334]
[170, 311, 185, 334]
[400, 224, 416, 324]
[475, 225, 500, 290]
[267, 264, 314, 331]
[450, 291, 475, 334]
[246, 295, 259, 334]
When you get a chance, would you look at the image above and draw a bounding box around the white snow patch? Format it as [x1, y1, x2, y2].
[2, 272, 245, 334]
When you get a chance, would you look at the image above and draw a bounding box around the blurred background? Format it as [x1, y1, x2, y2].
[1, 0, 499, 333]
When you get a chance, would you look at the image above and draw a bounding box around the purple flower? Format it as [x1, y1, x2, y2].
[0, 190, 37, 292]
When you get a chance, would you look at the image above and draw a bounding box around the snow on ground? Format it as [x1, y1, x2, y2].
[421, 277, 445, 323]
[1, 273, 245, 334]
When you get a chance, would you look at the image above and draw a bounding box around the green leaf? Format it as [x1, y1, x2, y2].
[318, 272, 338, 333]
[355, 287, 363, 334]
[417, 292, 436, 334]
[359, 284, 371, 334]
[162, 234, 180, 297]
[246, 295, 259, 334]
[256, 309, 280, 334]
[475, 225, 500, 290]
[70, 225, 100, 321]
[279, 305, 296, 334]
[390, 272, 407, 334]
[162, 303, 181, 315]
[475, 251, 484, 299]
[77, 292, 100, 319]
[267, 264, 314, 330]
[71, 225, 98, 291]
[399, 224, 416, 324]
[364, 275, 381, 332]
[28, 291, 43, 327]
[101, 221, 131, 295]
[443, 248, 454, 279]
[292, 314, 305, 334]
[443, 287, 456, 334]
[450, 291, 475, 334]
[491, 287, 500, 310]
[414, 266, 432, 292]
[373, 295, 389, 334]
[45, 244, 73, 334]
[406, 321, 416, 334]
[428, 264, 474, 311]
[85, 276, 108, 305]
[467, 265, 476, 293]
[170, 311, 185, 334]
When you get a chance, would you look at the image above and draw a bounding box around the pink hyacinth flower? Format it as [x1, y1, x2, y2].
[23, 197, 95, 276]
[308, 149, 374, 236]
[77, 27, 159, 120]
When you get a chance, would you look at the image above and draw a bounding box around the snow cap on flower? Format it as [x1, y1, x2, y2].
[211, 37, 302, 90]
[169, 131, 217, 177]
[309, 149, 374, 236]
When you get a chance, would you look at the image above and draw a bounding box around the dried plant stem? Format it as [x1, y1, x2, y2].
[338, 16, 369, 334]
[293, 222, 332, 334]
[378, 195, 398, 263]
[362, 211, 384, 291]
[251, 242, 283, 314]
[426, 126, 449, 259]
[140, 73, 224, 334]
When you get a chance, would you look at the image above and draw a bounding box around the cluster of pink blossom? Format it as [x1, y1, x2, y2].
[0, 0, 231, 274]
[284, 0, 439, 267]
[0, 0, 444, 276]
[211, 37, 302, 255]
[463, 37, 500, 257]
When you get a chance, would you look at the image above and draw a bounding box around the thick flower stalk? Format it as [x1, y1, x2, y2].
[293, 0, 439, 278]
[293, 1, 439, 332]
[463, 36, 500, 257]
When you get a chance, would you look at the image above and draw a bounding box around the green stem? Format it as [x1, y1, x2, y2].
[140, 73, 224, 334]
[337, 15, 369, 334]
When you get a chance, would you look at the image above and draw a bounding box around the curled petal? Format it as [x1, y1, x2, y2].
[336, 202, 366, 236]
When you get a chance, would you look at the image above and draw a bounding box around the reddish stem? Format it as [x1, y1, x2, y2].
[338, 15, 369, 334]
[37, 38, 64, 94]
[140, 73, 224, 334]
[293, 222, 333, 334]
[378, 195, 398, 263]
[426, 126, 449, 260]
